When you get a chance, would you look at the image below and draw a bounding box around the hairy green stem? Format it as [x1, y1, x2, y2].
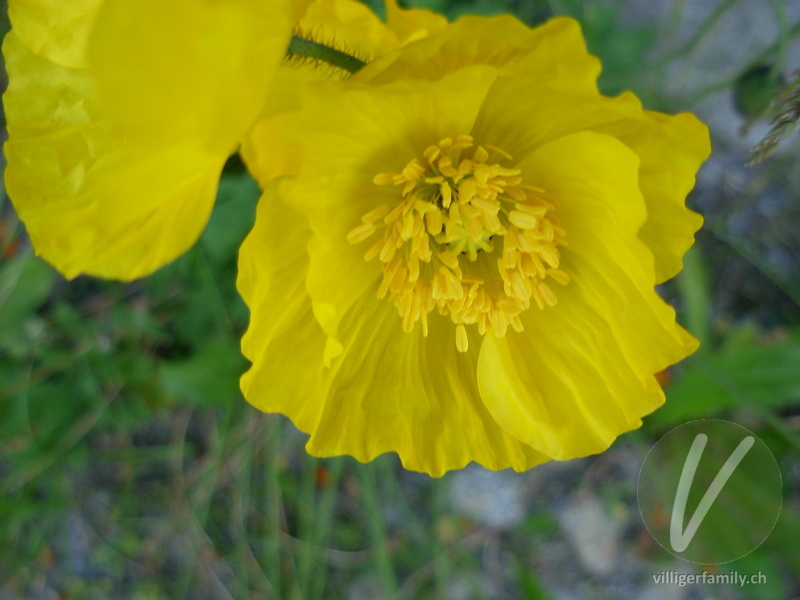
[287, 35, 367, 74]
[770, 0, 789, 76]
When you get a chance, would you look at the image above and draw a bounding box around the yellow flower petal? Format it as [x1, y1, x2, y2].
[384, 0, 448, 45]
[240, 69, 321, 188]
[239, 14, 709, 475]
[4, 0, 300, 279]
[4, 32, 216, 279]
[592, 95, 710, 282]
[472, 76, 637, 163]
[357, 15, 599, 87]
[87, 0, 295, 151]
[239, 181, 331, 435]
[478, 132, 697, 459]
[304, 288, 549, 476]
[22, 152, 222, 280]
[7, 0, 102, 68]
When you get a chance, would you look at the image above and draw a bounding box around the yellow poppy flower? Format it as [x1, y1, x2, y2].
[241, 0, 447, 188]
[3, 0, 307, 280]
[238, 16, 711, 476]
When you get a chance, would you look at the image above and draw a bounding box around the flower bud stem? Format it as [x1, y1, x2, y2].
[287, 35, 367, 75]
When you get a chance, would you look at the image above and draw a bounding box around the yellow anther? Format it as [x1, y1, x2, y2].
[519, 183, 546, 193]
[438, 251, 459, 270]
[347, 222, 376, 244]
[440, 267, 464, 299]
[408, 253, 420, 282]
[373, 173, 395, 185]
[502, 247, 517, 269]
[412, 213, 424, 237]
[457, 159, 473, 178]
[547, 268, 570, 286]
[460, 203, 480, 220]
[474, 166, 491, 185]
[456, 323, 469, 353]
[510, 270, 532, 301]
[439, 163, 459, 179]
[440, 181, 452, 207]
[515, 203, 548, 216]
[364, 239, 383, 261]
[401, 212, 415, 240]
[424, 145, 441, 164]
[508, 210, 539, 230]
[452, 134, 474, 151]
[526, 252, 546, 277]
[447, 203, 460, 225]
[414, 199, 433, 214]
[490, 165, 522, 177]
[362, 203, 390, 223]
[379, 238, 397, 262]
[402, 165, 420, 181]
[540, 244, 560, 268]
[541, 218, 554, 241]
[384, 203, 404, 224]
[515, 230, 536, 253]
[466, 215, 483, 242]
[472, 197, 499, 216]
[425, 209, 443, 235]
[506, 186, 527, 201]
[458, 178, 477, 202]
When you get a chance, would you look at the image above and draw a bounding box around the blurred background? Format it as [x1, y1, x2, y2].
[1, 0, 799, 598]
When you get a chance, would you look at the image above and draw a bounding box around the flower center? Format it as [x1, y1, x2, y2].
[347, 135, 568, 352]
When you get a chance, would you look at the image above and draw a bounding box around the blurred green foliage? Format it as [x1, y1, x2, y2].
[1, 0, 800, 598]
[734, 64, 785, 120]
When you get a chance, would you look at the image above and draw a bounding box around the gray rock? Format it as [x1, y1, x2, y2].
[449, 465, 526, 530]
[557, 493, 626, 577]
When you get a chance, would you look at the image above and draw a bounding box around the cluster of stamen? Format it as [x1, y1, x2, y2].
[347, 135, 568, 352]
